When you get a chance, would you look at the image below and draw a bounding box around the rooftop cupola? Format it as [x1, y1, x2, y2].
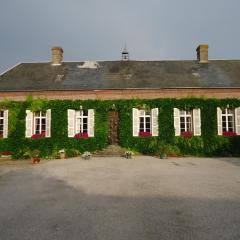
[122, 44, 129, 61]
[196, 44, 209, 63]
[51, 46, 63, 66]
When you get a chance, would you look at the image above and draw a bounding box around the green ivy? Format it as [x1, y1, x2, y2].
[0, 97, 240, 158]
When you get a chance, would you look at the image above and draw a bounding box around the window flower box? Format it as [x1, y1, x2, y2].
[74, 133, 89, 139]
[139, 132, 152, 137]
[0, 151, 14, 159]
[31, 132, 45, 139]
[181, 131, 193, 138]
[223, 131, 237, 137]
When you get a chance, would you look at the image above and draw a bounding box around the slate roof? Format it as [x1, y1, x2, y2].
[0, 60, 240, 91]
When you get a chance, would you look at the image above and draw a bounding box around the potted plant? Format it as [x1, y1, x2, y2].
[82, 151, 91, 160]
[124, 150, 134, 159]
[30, 150, 41, 164]
[59, 149, 66, 159]
[158, 144, 168, 159]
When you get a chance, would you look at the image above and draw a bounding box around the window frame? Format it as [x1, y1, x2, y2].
[75, 110, 88, 134]
[33, 111, 46, 135]
[139, 109, 151, 133]
[179, 110, 193, 133]
[0, 111, 4, 136]
[222, 108, 235, 133]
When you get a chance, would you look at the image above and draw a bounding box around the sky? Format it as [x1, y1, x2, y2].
[0, 0, 240, 73]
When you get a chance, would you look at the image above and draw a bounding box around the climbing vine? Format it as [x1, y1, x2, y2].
[0, 97, 240, 158]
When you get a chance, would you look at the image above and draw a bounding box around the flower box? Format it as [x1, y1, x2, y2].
[74, 133, 89, 139]
[0, 151, 13, 159]
[31, 132, 45, 139]
[223, 131, 237, 137]
[139, 132, 152, 137]
[181, 131, 193, 138]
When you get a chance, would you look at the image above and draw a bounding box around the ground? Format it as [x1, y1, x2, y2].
[0, 156, 240, 240]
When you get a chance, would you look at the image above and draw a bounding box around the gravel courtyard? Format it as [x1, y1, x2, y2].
[0, 156, 240, 240]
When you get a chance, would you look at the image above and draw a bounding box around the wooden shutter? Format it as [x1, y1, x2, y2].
[235, 107, 240, 135]
[217, 107, 223, 136]
[68, 109, 76, 138]
[3, 110, 8, 138]
[132, 108, 139, 136]
[25, 110, 33, 138]
[151, 108, 159, 136]
[88, 109, 95, 137]
[193, 108, 201, 136]
[46, 109, 51, 138]
[174, 108, 180, 136]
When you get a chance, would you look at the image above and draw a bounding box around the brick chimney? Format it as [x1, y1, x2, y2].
[196, 44, 209, 63]
[51, 46, 63, 65]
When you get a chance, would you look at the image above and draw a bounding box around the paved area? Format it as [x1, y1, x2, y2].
[0, 156, 240, 240]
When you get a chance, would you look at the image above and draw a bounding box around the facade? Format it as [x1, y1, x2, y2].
[0, 45, 240, 157]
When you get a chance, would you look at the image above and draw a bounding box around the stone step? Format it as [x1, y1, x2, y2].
[94, 145, 125, 157]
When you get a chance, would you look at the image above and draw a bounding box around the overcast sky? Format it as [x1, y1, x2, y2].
[0, 0, 240, 73]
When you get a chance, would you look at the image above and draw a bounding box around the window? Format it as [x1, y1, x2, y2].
[0, 111, 4, 137]
[174, 108, 201, 137]
[222, 109, 234, 132]
[139, 110, 151, 133]
[132, 108, 158, 137]
[0, 110, 8, 138]
[217, 107, 240, 136]
[180, 110, 192, 133]
[34, 111, 46, 134]
[67, 109, 95, 138]
[75, 110, 88, 134]
[25, 109, 51, 138]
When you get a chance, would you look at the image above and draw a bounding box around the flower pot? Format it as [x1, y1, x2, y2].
[60, 152, 66, 159]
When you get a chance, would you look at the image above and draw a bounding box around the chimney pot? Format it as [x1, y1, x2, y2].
[51, 46, 63, 65]
[196, 44, 209, 63]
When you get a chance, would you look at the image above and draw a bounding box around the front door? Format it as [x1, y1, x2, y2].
[108, 111, 119, 145]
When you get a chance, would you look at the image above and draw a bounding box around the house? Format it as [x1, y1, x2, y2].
[0, 45, 240, 157]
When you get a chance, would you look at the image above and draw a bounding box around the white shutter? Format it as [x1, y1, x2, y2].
[151, 108, 159, 136]
[88, 109, 95, 137]
[174, 108, 180, 136]
[68, 109, 76, 138]
[235, 107, 240, 135]
[46, 109, 51, 138]
[193, 108, 201, 136]
[217, 107, 223, 136]
[132, 108, 139, 136]
[25, 110, 33, 138]
[3, 110, 8, 138]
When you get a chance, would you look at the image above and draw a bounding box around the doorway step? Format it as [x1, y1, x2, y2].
[94, 145, 125, 157]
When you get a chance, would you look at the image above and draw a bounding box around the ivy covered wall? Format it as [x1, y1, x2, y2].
[0, 97, 240, 158]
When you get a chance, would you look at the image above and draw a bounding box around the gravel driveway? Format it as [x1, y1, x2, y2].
[0, 156, 240, 240]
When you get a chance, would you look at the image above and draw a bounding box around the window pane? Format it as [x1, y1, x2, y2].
[139, 110, 145, 116]
[227, 109, 234, 114]
[83, 110, 88, 116]
[35, 119, 40, 134]
[83, 118, 88, 124]
[41, 112, 46, 117]
[35, 111, 40, 117]
[222, 116, 226, 122]
[0, 111, 3, 118]
[180, 110, 185, 115]
[187, 122, 192, 131]
[180, 117, 185, 124]
[146, 122, 151, 129]
[145, 117, 151, 123]
[222, 109, 226, 114]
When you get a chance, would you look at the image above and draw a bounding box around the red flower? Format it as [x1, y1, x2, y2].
[31, 132, 46, 139]
[0, 151, 13, 155]
[74, 133, 89, 139]
[223, 131, 237, 137]
[139, 132, 152, 137]
[181, 131, 193, 138]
